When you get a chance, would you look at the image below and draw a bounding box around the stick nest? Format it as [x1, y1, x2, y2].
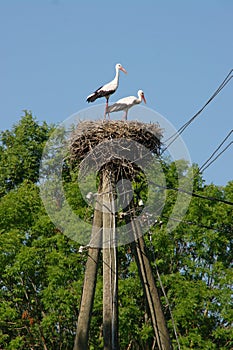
[69, 120, 162, 163]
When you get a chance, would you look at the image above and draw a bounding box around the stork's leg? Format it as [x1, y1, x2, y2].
[104, 104, 106, 120]
[107, 99, 110, 119]
[104, 98, 110, 119]
[122, 111, 128, 121]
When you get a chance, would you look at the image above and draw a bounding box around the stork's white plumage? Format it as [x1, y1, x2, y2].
[86, 63, 127, 118]
[106, 90, 146, 120]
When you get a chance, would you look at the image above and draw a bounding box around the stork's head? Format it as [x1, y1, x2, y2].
[138, 90, 146, 104]
[115, 63, 127, 74]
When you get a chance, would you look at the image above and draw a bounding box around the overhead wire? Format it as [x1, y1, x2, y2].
[160, 215, 220, 232]
[161, 69, 233, 155]
[157, 130, 233, 209]
[149, 181, 233, 206]
[198, 129, 233, 173]
[200, 142, 233, 174]
[199, 130, 232, 173]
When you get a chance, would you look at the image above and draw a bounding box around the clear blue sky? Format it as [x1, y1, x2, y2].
[0, 0, 232, 185]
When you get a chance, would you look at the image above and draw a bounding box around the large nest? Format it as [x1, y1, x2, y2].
[69, 120, 162, 163]
[67, 121, 163, 224]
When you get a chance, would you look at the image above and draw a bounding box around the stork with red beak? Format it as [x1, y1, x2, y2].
[106, 90, 146, 120]
[86, 63, 127, 118]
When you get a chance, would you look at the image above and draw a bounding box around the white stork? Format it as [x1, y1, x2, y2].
[86, 63, 127, 118]
[106, 90, 146, 120]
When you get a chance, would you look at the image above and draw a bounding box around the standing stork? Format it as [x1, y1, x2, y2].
[86, 63, 127, 118]
[106, 90, 146, 120]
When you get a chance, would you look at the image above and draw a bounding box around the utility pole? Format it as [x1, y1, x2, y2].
[102, 169, 118, 350]
[73, 190, 102, 350]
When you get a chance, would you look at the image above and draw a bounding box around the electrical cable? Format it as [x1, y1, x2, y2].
[200, 141, 232, 174]
[161, 215, 219, 232]
[150, 181, 233, 206]
[164, 69, 233, 144]
[199, 130, 232, 172]
[161, 69, 233, 154]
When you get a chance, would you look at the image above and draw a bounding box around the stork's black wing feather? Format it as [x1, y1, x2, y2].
[86, 87, 115, 103]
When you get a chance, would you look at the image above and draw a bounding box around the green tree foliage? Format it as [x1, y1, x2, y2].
[0, 112, 52, 196]
[149, 173, 233, 349]
[0, 113, 232, 349]
[0, 113, 84, 349]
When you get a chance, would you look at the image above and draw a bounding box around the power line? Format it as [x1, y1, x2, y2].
[199, 130, 233, 171]
[161, 69, 233, 154]
[172, 185, 233, 206]
[161, 129, 232, 190]
[148, 213, 229, 239]
[150, 181, 233, 206]
[201, 141, 232, 173]
[199, 130, 232, 173]
[164, 69, 233, 144]
[161, 215, 219, 232]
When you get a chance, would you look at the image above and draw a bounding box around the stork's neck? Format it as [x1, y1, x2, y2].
[113, 67, 120, 85]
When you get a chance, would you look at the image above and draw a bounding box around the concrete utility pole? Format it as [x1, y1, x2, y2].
[73, 190, 102, 350]
[102, 170, 118, 350]
[131, 220, 172, 350]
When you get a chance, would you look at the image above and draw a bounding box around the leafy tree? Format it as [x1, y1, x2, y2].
[0, 111, 52, 196]
[0, 113, 84, 349]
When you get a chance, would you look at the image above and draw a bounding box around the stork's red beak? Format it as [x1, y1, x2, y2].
[142, 95, 146, 104]
[120, 66, 127, 74]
